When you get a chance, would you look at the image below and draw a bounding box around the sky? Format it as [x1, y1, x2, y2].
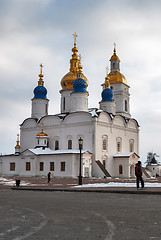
[1, 0, 161, 164]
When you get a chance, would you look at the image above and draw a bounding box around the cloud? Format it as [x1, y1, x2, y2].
[1, 0, 161, 162]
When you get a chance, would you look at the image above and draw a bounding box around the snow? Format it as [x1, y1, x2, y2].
[1, 177, 161, 188]
[74, 182, 161, 188]
[113, 152, 138, 158]
[28, 148, 89, 155]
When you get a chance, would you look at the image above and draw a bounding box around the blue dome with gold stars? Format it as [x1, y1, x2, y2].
[101, 87, 114, 102]
[73, 77, 87, 93]
[33, 86, 47, 99]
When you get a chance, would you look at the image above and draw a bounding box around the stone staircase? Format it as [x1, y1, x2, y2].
[142, 167, 151, 178]
[96, 160, 111, 177]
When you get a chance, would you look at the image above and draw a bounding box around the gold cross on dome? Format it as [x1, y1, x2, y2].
[17, 134, 19, 141]
[41, 121, 44, 132]
[40, 63, 43, 74]
[106, 66, 109, 75]
[114, 43, 116, 53]
[73, 32, 78, 45]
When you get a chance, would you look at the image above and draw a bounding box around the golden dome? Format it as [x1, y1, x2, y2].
[109, 71, 127, 85]
[110, 43, 120, 62]
[61, 71, 88, 91]
[110, 54, 120, 61]
[36, 132, 48, 137]
[15, 134, 20, 149]
[36, 121, 48, 137]
[61, 32, 88, 91]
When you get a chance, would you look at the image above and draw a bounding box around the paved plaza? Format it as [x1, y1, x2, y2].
[0, 189, 161, 240]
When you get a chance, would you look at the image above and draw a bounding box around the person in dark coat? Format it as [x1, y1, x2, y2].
[47, 172, 51, 183]
[135, 161, 144, 189]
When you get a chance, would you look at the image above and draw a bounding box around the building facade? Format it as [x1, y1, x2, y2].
[0, 34, 140, 178]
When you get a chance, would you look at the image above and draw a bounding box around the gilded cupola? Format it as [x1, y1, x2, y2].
[109, 44, 127, 85]
[36, 121, 48, 137]
[101, 67, 114, 102]
[60, 32, 88, 91]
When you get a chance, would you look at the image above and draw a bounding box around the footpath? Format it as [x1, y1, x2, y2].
[1, 176, 161, 195]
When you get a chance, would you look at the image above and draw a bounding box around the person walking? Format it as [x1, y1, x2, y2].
[135, 161, 144, 189]
[47, 172, 51, 183]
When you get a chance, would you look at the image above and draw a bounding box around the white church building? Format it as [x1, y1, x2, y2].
[0, 34, 140, 179]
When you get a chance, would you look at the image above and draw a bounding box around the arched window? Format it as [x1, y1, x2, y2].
[68, 140, 72, 149]
[129, 139, 134, 152]
[125, 100, 128, 112]
[63, 97, 65, 111]
[117, 142, 121, 152]
[119, 165, 123, 174]
[55, 140, 59, 150]
[113, 62, 115, 69]
[102, 136, 108, 151]
[103, 139, 107, 151]
[116, 137, 122, 153]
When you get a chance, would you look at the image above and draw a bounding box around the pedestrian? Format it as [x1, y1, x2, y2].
[47, 172, 51, 183]
[135, 161, 144, 189]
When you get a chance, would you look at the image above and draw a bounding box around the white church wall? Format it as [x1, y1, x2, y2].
[97, 112, 111, 124]
[41, 115, 61, 126]
[93, 113, 139, 177]
[112, 115, 126, 127]
[63, 112, 92, 124]
[113, 158, 130, 178]
[1, 152, 93, 178]
[21, 118, 37, 128]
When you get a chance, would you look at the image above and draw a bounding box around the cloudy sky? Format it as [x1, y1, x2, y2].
[1, 0, 161, 163]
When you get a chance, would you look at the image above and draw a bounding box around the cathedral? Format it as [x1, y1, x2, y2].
[0, 33, 140, 178]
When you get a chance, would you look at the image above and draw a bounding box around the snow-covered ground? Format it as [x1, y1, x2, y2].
[1, 177, 161, 188]
[74, 182, 161, 188]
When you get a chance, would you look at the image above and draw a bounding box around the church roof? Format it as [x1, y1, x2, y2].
[113, 152, 140, 158]
[27, 148, 91, 155]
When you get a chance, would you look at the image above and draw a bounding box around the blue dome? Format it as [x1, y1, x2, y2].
[73, 78, 87, 93]
[101, 88, 114, 102]
[33, 86, 47, 99]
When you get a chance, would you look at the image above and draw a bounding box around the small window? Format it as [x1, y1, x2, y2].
[103, 160, 106, 168]
[38, 140, 39, 144]
[113, 62, 115, 69]
[40, 162, 44, 171]
[26, 162, 31, 171]
[10, 162, 15, 171]
[50, 162, 54, 171]
[63, 97, 65, 111]
[125, 100, 128, 112]
[55, 140, 59, 150]
[68, 140, 72, 149]
[44, 140, 46, 144]
[61, 162, 65, 171]
[117, 142, 121, 152]
[129, 139, 134, 152]
[103, 139, 107, 151]
[119, 165, 123, 174]
[46, 104, 48, 114]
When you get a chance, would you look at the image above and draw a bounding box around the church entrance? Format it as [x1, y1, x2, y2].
[84, 167, 89, 178]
